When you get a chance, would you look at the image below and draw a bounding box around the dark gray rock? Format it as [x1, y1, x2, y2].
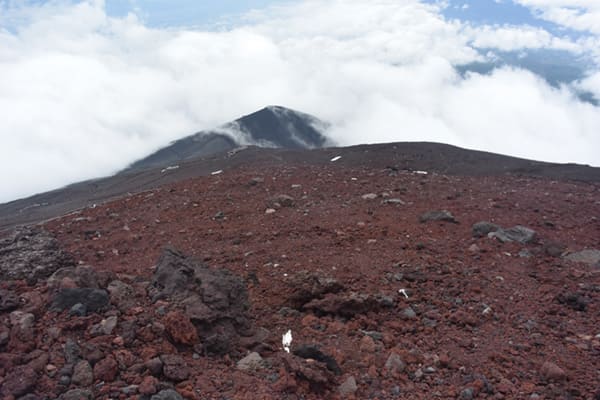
[384, 353, 406, 373]
[284, 271, 344, 309]
[71, 360, 93, 386]
[151, 389, 184, 400]
[64, 339, 80, 364]
[293, 344, 341, 375]
[303, 291, 393, 317]
[161, 354, 190, 382]
[145, 357, 163, 376]
[237, 352, 266, 371]
[107, 280, 135, 311]
[472, 221, 500, 238]
[564, 249, 600, 266]
[460, 388, 475, 400]
[489, 226, 537, 244]
[90, 316, 118, 336]
[50, 288, 109, 313]
[0, 366, 37, 397]
[401, 307, 417, 320]
[148, 248, 251, 355]
[68, 303, 87, 317]
[60, 389, 93, 400]
[0, 289, 20, 312]
[556, 292, 588, 311]
[0, 227, 75, 283]
[47, 265, 103, 290]
[17, 394, 42, 400]
[269, 194, 295, 208]
[419, 210, 458, 224]
[338, 376, 358, 397]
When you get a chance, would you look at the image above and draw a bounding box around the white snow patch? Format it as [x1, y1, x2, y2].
[282, 330, 293, 353]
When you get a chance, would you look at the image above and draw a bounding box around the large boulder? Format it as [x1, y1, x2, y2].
[148, 248, 251, 355]
[0, 227, 74, 282]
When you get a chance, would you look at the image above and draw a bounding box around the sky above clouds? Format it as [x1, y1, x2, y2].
[0, 0, 599, 203]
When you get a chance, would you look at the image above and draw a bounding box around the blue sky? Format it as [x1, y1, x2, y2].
[104, 0, 287, 28]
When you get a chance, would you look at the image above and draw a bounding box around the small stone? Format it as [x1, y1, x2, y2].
[461, 388, 475, 399]
[121, 385, 139, 395]
[540, 361, 566, 381]
[237, 352, 266, 371]
[161, 354, 189, 382]
[401, 307, 417, 320]
[359, 335, 376, 353]
[68, 303, 87, 317]
[139, 376, 159, 395]
[265, 208, 276, 214]
[71, 360, 93, 386]
[384, 353, 406, 374]
[90, 316, 118, 336]
[93, 355, 118, 382]
[362, 193, 377, 200]
[64, 339, 80, 364]
[58, 375, 71, 386]
[489, 226, 537, 244]
[50, 288, 109, 313]
[164, 311, 198, 345]
[383, 198, 405, 205]
[151, 389, 184, 400]
[46, 364, 57, 375]
[0, 366, 37, 397]
[419, 210, 457, 224]
[145, 357, 163, 376]
[468, 244, 480, 253]
[564, 249, 600, 266]
[472, 221, 500, 238]
[339, 376, 358, 397]
[60, 389, 93, 400]
[413, 368, 424, 380]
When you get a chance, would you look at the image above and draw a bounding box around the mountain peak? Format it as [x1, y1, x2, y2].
[125, 106, 330, 172]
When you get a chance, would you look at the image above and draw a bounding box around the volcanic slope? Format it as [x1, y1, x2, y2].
[2, 141, 600, 232]
[1, 159, 599, 399]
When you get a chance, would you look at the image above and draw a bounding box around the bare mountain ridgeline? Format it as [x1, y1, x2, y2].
[1, 106, 599, 232]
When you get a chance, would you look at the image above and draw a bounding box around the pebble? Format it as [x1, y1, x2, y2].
[540, 361, 566, 381]
[71, 360, 93, 386]
[384, 352, 406, 373]
[339, 376, 358, 397]
[237, 352, 266, 371]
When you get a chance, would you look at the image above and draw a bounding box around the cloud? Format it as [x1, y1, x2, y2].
[0, 0, 599, 203]
[464, 24, 582, 52]
[513, 0, 600, 34]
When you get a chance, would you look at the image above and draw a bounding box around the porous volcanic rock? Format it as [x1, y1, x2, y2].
[284, 271, 344, 309]
[148, 248, 251, 354]
[0, 227, 74, 282]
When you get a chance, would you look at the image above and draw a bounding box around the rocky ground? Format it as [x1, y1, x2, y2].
[1, 162, 599, 399]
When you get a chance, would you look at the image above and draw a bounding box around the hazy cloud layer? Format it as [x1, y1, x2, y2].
[0, 0, 599, 203]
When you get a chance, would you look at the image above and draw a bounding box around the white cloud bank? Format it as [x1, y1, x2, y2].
[0, 0, 599, 203]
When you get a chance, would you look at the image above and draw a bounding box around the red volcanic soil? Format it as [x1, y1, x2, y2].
[1, 163, 600, 399]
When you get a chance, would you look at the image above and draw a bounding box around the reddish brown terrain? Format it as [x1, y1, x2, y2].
[1, 153, 599, 399]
